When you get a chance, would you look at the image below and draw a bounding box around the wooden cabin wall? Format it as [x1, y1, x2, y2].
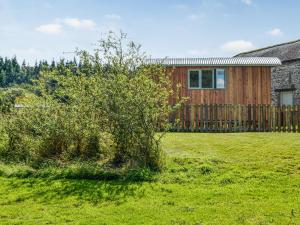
[169, 66, 271, 105]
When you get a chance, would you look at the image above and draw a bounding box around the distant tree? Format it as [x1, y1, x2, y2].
[50, 59, 56, 71]
[0, 70, 5, 87]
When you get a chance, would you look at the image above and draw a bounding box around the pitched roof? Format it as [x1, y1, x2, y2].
[146, 57, 281, 67]
[235, 39, 300, 62]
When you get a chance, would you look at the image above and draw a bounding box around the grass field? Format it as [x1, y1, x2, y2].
[0, 133, 299, 225]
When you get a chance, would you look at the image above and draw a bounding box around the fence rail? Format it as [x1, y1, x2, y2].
[169, 104, 300, 133]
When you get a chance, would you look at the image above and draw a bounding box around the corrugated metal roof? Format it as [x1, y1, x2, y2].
[235, 40, 300, 62]
[146, 57, 281, 66]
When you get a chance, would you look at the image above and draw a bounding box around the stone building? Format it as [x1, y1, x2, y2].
[236, 40, 300, 105]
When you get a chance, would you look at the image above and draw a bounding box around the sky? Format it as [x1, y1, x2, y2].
[0, 0, 300, 64]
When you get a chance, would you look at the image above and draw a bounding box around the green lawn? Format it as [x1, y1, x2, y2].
[0, 133, 299, 225]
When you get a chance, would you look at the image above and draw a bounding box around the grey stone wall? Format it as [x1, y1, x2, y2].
[271, 60, 300, 105]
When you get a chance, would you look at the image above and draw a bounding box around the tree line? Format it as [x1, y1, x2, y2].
[0, 56, 79, 87]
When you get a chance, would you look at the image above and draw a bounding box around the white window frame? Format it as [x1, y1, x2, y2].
[188, 69, 226, 90]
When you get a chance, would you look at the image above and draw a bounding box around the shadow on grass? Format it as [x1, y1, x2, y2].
[4, 178, 144, 205]
[0, 161, 156, 181]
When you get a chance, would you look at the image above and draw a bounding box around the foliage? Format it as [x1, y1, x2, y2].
[0, 88, 24, 113]
[1, 104, 105, 164]
[96, 33, 173, 169]
[0, 32, 176, 170]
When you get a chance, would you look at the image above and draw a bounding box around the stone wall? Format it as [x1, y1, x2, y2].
[271, 60, 300, 105]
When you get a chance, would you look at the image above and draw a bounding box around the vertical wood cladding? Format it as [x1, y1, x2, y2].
[169, 66, 271, 105]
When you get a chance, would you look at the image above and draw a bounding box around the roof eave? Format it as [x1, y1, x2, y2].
[146, 57, 281, 67]
[162, 64, 281, 67]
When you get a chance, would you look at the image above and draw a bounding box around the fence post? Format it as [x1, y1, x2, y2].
[252, 105, 256, 132]
[204, 104, 208, 132]
[210, 104, 214, 132]
[272, 105, 275, 132]
[219, 104, 224, 132]
[261, 105, 264, 132]
[195, 104, 199, 132]
[209, 104, 213, 132]
[298, 105, 300, 133]
[238, 105, 242, 132]
[233, 105, 237, 132]
[268, 105, 271, 132]
[243, 105, 247, 132]
[229, 104, 232, 132]
[200, 104, 204, 132]
[247, 104, 251, 131]
[214, 104, 218, 132]
[278, 105, 282, 132]
[258, 105, 261, 132]
[190, 104, 194, 132]
[176, 105, 180, 132]
[292, 105, 296, 133]
[283, 105, 286, 132]
[224, 104, 228, 132]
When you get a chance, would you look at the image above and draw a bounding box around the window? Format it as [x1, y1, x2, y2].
[189, 70, 200, 88]
[280, 91, 293, 106]
[188, 69, 226, 89]
[216, 69, 225, 89]
[201, 70, 213, 88]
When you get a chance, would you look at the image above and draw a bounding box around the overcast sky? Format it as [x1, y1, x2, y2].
[0, 0, 300, 64]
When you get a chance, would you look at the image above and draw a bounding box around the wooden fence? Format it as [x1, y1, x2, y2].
[169, 104, 300, 132]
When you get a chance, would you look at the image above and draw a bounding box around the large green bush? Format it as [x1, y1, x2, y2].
[0, 32, 177, 171]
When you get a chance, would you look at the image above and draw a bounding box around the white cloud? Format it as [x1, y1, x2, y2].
[36, 18, 96, 34]
[35, 23, 62, 35]
[242, 0, 252, 5]
[63, 18, 96, 30]
[221, 40, 255, 53]
[104, 14, 122, 20]
[267, 28, 283, 37]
